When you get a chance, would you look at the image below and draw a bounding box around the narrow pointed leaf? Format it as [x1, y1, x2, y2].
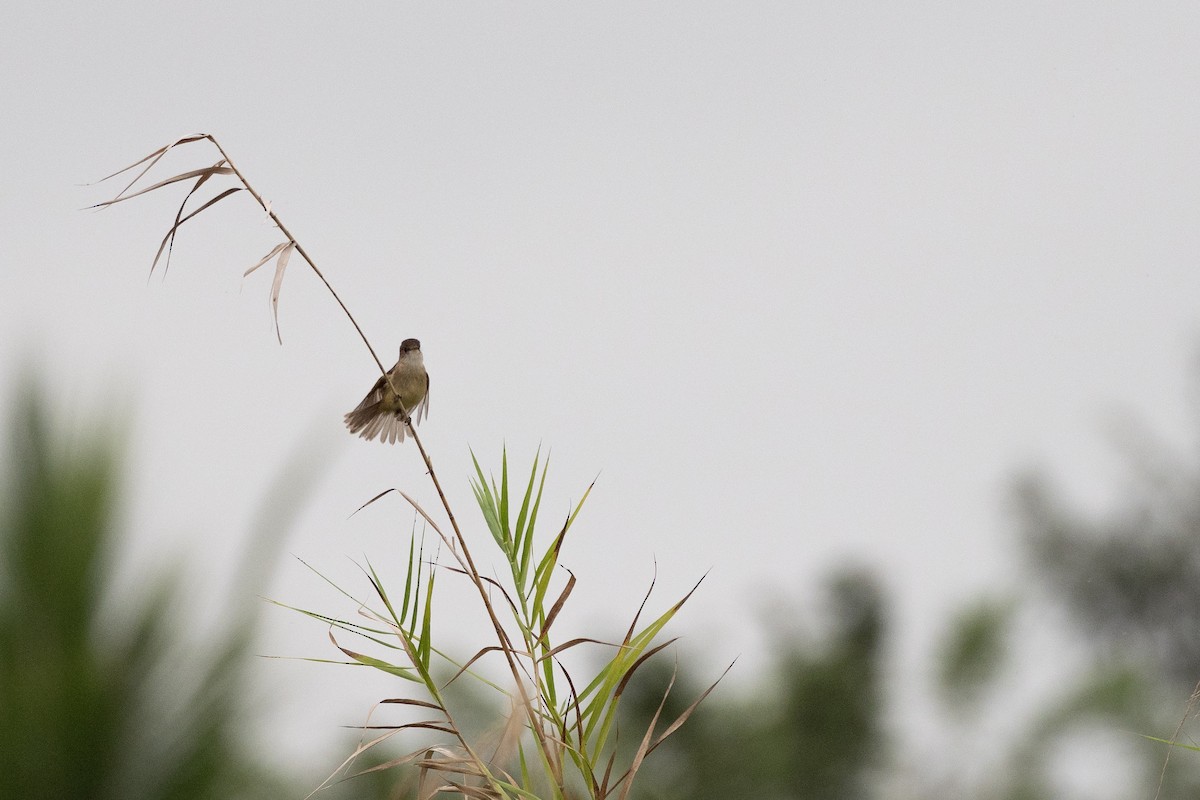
[92, 164, 234, 208]
[516, 453, 548, 589]
[538, 570, 576, 643]
[244, 242, 289, 277]
[644, 660, 734, 755]
[270, 241, 295, 344]
[150, 186, 243, 278]
[380, 698, 445, 711]
[616, 668, 676, 800]
[89, 133, 209, 199]
[328, 631, 419, 681]
[614, 639, 679, 699]
[397, 490, 446, 538]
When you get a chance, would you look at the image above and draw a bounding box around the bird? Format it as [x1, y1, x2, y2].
[344, 338, 429, 444]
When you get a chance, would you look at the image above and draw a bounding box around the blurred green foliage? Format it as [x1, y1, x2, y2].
[1016, 465, 1200, 686]
[0, 379, 289, 800]
[8, 364, 1200, 799]
[936, 597, 1012, 711]
[617, 402, 1200, 799]
[620, 568, 886, 800]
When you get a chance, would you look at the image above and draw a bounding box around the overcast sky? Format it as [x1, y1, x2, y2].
[3, 0, 1199, 783]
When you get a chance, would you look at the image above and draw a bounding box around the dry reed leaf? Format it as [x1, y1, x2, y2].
[398, 490, 448, 538]
[436, 781, 501, 800]
[149, 186, 243, 278]
[623, 565, 658, 646]
[599, 747, 618, 798]
[483, 696, 528, 771]
[241, 240, 295, 344]
[303, 728, 406, 800]
[616, 667, 676, 800]
[664, 573, 707, 617]
[442, 645, 532, 690]
[605, 660, 738, 800]
[414, 747, 480, 777]
[538, 636, 620, 662]
[327, 629, 411, 679]
[342, 748, 428, 781]
[270, 242, 295, 344]
[554, 661, 592, 780]
[380, 697, 445, 711]
[536, 569, 576, 643]
[349, 488, 401, 518]
[326, 632, 373, 665]
[243, 241, 290, 277]
[153, 161, 233, 277]
[355, 721, 458, 736]
[413, 755, 485, 776]
[642, 660, 734, 756]
[91, 164, 234, 209]
[441, 566, 522, 620]
[613, 639, 679, 699]
[88, 133, 209, 200]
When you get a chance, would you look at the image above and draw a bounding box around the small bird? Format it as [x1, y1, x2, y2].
[344, 338, 430, 444]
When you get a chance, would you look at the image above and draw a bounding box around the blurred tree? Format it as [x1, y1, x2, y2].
[1006, 411, 1200, 797]
[622, 567, 887, 800]
[0, 377, 352, 799]
[617, 396, 1200, 799]
[935, 597, 1013, 715]
[1015, 460, 1200, 686]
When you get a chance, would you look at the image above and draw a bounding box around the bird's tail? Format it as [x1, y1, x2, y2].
[344, 404, 409, 444]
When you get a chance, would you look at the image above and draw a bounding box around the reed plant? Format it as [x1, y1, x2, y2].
[92, 134, 727, 799]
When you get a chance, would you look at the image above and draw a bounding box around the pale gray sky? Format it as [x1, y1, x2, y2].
[3, 1, 1199, 785]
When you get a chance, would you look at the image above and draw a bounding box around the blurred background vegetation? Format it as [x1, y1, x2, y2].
[4, 370, 1200, 799]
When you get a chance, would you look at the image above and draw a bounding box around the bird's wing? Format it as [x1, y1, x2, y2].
[350, 373, 389, 414]
[414, 372, 430, 424]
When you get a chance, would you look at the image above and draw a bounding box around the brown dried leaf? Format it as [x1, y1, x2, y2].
[555, 661, 595, 791]
[537, 569, 576, 644]
[599, 747, 618, 798]
[614, 639, 679, 699]
[89, 133, 209, 200]
[270, 242, 294, 344]
[644, 660, 735, 756]
[398, 490, 447, 538]
[616, 667, 676, 800]
[243, 242, 289, 277]
[442, 644, 532, 689]
[442, 566, 522, 620]
[344, 748, 426, 780]
[92, 164, 234, 208]
[350, 488, 398, 518]
[605, 662, 740, 800]
[303, 729, 406, 800]
[149, 187, 243, 279]
[538, 636, 620, 662]
[413, 756, 485, 775]
[355, 721, 457, 736]
[624, 562, 658, 646]
[154, 161, 226, 278]
[437, 782, 501, 799]
[379, 697, 444, 711]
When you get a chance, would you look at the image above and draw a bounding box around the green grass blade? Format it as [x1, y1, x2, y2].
[515, 451, 548, 591]
[499, 446, 510, 546]
[417, 559, 436, 669]
[470, 449, 508, 551]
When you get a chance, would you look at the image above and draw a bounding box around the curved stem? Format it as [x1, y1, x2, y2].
[205, 135, 388, 377]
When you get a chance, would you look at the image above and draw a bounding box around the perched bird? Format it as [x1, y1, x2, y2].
[344, 338, 430, 444]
